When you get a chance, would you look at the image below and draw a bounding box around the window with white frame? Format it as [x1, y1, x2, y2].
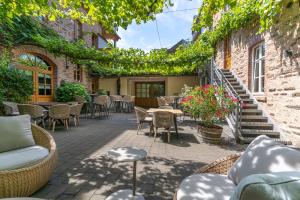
[252, 42, 265, 93]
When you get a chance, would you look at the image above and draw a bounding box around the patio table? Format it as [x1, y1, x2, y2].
[106, 147, 147, 200]
[147, 108, 183, 138]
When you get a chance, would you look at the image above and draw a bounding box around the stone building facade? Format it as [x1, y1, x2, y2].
[4, 17, 119, 102]
[214, 2, 300, 140]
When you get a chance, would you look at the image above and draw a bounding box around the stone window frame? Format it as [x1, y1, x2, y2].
[247, 35, 265, 93]
[74, 64, 83, 82]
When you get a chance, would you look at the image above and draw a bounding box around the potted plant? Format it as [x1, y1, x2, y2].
[181, 85, 236, 144]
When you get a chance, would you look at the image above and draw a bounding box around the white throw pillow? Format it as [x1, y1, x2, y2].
[228, 135, 300, 185]
[0, 115, 35, 153]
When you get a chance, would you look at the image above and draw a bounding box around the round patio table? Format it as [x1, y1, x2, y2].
[106, 147, 147, 200]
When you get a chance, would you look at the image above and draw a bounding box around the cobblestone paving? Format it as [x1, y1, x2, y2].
[33, 113, 244, 200]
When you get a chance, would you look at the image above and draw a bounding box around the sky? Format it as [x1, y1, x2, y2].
[117, 0, 202, 51]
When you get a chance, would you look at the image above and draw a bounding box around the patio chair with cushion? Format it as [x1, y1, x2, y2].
[94, 95, 109, 118]
[174, 135, 300, 200]
[18, 104, 47, 128]
[153, 111, 174, 143]
[157, 97, 168, 107]
[2, 101, 20, 116]
[134, 106, 153, 135]
[70, 103, 84, 126]
[48, 104, 70, 132]
[0, 115, 57, 198]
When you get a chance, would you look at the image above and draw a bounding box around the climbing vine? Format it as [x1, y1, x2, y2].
[0, 0, 288, 76]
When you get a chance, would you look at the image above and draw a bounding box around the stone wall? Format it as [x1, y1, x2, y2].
[214, 2, 300, 142]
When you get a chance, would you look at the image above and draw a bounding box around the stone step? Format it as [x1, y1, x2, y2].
[236, 89, 247, 94]
[241, 129, 280, 138]
[242, 104, 258, 109]
[233, 85, 243, 90]
[241, 115, 267, 122]
[239, 136, 287, 144]
[242, 109, 262, 115]
[221, 69, 230, 72]
[241, 122, 273, 130]
[224, 74, 234, 78]
[229, 82, 240, 86]
[241, 99, 254, 103]
[227, 78, 237, 82]
[239, 94, 250, 99]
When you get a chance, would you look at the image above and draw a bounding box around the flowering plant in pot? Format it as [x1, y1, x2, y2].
[181, 85, 237, 144]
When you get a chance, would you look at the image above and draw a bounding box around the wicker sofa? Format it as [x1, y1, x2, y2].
[173, 153, 241, 200]
[174, 135, 300, 200]
[0, 124, 57, 198]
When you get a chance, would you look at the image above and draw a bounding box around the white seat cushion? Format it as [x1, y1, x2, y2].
[228, 135, 300, 185]
[177, 173, 236, 200]
[0, 145, 49, 171]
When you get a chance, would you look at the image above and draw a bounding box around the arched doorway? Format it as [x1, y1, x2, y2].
[17, 53, 54, 102]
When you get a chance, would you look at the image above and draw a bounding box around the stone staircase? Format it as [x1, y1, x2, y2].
[221, 69, 280, 143]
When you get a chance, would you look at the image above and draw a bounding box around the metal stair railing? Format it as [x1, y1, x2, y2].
[207, 59, 243, 142]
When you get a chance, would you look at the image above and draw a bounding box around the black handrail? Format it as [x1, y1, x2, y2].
[208, 60, 243, 141]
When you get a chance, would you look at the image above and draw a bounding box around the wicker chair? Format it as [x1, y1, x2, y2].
[48, 104, 70, 132]
[157, 97, 168, 107]
[2, 101, 20, 116]
[110, 95, 123, 112]
[18, 104, 47, 128]
[75, 96, 91, 118]
[153, 111, 174, 143]
[158, 105, 174, 109]
[123, 95, 135, 112]
[164, 96, 175, 107]
[173, 153, 241, 200]
[94, 95, 109, 118]
[134, 106, 153, 135]
[0, 124, 57, 198]
[70, 103, 84, 126]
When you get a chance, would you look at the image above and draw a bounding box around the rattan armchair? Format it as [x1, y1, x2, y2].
[48, 104, 70, 132]
[75, 96, 91, 118]
[123, 95, 135, 112]
[70, 103, 84, 126]
[173, 153, 242, 200]
[18, 104, 47, 128]
[2, 101, 19, 116]
[134, 106, 153, 135]
[0, 124, 57, 198]
[157, 97, 168, 107]
[94, 95, 109, 118]
[153, 111, 174, 143]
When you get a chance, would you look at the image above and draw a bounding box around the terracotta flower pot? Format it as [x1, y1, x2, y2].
[198, 123, 223, 144]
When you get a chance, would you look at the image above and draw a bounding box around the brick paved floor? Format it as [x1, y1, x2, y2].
[33, 113, 244, 200]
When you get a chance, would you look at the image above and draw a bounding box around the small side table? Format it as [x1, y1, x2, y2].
[106, 147, 147, 200]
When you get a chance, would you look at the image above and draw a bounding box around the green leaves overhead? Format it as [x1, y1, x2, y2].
[0, 0, 172, 31]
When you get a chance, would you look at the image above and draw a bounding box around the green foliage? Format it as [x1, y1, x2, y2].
[193, 0, 284, 33]
[0, 0, 172, 31]
[55, 82, 90, 102]
[181, 85, 236, 127]
[97, 89, 108, 95]
[0, 51, 33, 103]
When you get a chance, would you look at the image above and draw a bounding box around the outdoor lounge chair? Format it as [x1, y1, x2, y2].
[153, 111, 174, 143]
[0, 116, 57, 198]
[134, 106, 153, 135]
[174, 135, 300, 200]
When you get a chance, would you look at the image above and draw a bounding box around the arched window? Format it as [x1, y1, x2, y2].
[17, 53, 54, 102]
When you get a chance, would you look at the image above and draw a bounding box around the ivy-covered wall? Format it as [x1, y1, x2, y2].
[215, 1, 300, 142]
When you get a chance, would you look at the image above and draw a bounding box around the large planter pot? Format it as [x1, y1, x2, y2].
[198, 123, 223, 144]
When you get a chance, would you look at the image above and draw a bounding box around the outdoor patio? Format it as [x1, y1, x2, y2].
[31, 113, 244, 200]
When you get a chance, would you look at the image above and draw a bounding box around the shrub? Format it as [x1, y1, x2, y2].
[56, 82, 89, 102]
